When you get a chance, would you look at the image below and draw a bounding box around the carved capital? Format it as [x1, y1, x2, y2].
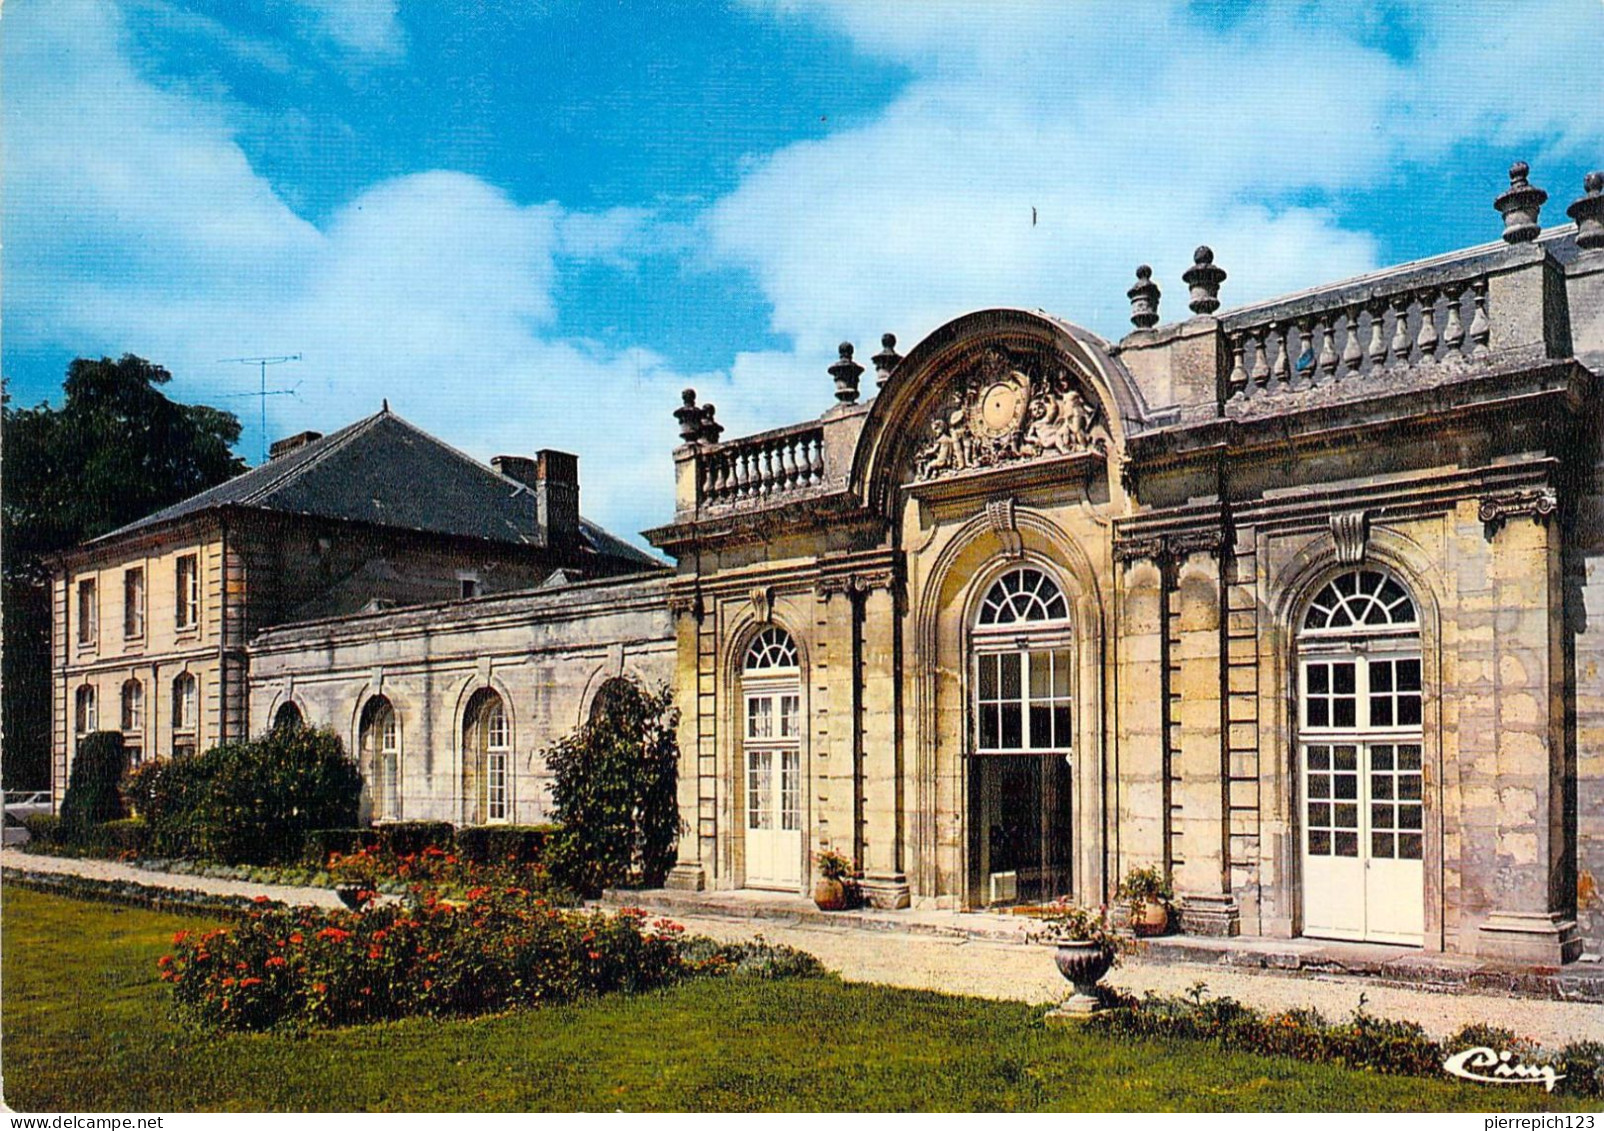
[1330, 510, 1369, 565]
[1479, 489, 1557, 528]
[667, 590, 704, 619]
[1112, 535, 1167, 564]
[816, 568, 897, 599]
[1167, 528, 1225, 558]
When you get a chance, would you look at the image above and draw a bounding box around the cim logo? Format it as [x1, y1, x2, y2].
[1444, 1046, 1566, 1093]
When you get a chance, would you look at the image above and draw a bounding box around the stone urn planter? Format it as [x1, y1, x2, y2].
[812, 877, 848, 911]
[1132, 899, 1169, 937]
[335, 885, 374, 911]
[1050, 940, 1115, 1016]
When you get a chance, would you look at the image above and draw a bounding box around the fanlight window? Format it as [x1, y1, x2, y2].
[976, 567, 1070, 627]
[1302, 570, 1417, 633]
[744, 626, 799, 672]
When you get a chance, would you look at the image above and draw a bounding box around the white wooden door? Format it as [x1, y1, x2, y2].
[1300, 655, 1424, 945]
[744, 688, 801, 890]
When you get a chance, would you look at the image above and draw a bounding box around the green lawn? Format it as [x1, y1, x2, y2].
[0, 884, 1590, 1113]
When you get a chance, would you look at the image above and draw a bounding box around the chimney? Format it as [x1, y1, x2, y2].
[269, 430, 322, 460]
[495, 452, 579, 547]
[535, 450, 580, 547]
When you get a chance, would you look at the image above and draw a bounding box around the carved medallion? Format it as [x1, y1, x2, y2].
[912, 345, 1108, 482]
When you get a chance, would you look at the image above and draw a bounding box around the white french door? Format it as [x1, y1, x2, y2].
[1299, 654, 1424, 945]
[744, 685, 801, 890]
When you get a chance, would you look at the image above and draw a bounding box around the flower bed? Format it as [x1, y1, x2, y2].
[160, 887, 823, 1031]
[1089, 983, 1604, 1098]
[1, 868, 290, 921]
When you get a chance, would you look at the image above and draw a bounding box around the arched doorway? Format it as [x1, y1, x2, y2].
[969, 566, 1074, 906]
[462, 688, 510, 825]
[1297, 568, 1424, 945]
[740, 626, 802, 890]
[359, 696, 401, 821]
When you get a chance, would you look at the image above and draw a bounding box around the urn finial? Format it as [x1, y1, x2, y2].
[1495, 161, 1548, 244]
[1567, 171, 1604, 250]
[674, 388, 702, 443]
[829, 341, 864, 404]
[1127, 264, 1161, 329]
[871, 333, 902, 387]
[1182, 246, 1226, 315]
[698, 402, 723, 444]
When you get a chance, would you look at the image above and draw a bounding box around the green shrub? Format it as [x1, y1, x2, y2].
[301, 828, 378, 867]
[132, 728, 362, 864]
[59, 731, 127, 838]
[94, 816, 150, 857]
[544, 680, 681, 895]
[21, 812, 60, 848]
[376, 821, 454, 857]
[454, 824, 557, 866]
[1557, 1040, 1604, 1098]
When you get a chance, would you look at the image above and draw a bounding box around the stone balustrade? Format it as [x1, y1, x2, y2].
[697, 424, 827, 505]
[1223, 267, 1494, 406]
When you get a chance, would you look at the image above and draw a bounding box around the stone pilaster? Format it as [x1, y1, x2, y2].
[858, 580, 909, 908]
[664, 591, 710, 891]
[1112, 540, 1168, 883]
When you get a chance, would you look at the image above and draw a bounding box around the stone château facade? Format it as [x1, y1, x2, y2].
[49, 165, 1604, 966]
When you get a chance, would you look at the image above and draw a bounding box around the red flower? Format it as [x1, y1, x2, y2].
[266, 955, 287, 967]
[253, 895, 270, 904]
[172, 931, 190, 945]
[368, 946, 384, 959]
[240, 977, 263, 988]
[313, 981, 328, 993]
[157, 955, 172, 968]
[423, 978, 433, 991]
[289, 933, 304, 945]
[222, 977, 237, 987]
[587, 950, 602, 960]
[316, 927, 352, 943]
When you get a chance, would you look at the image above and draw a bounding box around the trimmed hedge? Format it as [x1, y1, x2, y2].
[60, 731, 127, 837]
[454, 824, 558, 865]
[21, 812, 61, 848]
[376, 821, 455, 857]
[129, 727, 361, 864]
[301, 828, 378, 866]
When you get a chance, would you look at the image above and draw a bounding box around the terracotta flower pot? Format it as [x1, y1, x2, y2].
[1052, 940, 1114, 1014]
[813, 877, 848, 911]
[1134, 899, 1169, 937]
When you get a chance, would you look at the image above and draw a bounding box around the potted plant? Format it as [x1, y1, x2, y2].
[812, 848, 854, 911]
[1116, 865, 1174, 937]
[327, 847, 382, 910]
[1030, 901, 1130, 1016]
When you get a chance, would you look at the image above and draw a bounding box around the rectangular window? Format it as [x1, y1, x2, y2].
[77, 579, 98, 646]
[459, 576, 479, 599]
[747, 750, 772, 830]
[175, 555, 199, 630]
[121, 682, 144, 731]
[486, 748, 507, 821]
[1304, 661, 1357, 729]
[747, 696, 773, 739]
[124, 568, 145, 639]
[976, 648, 1072, 753]
[780, 749, 800, 832]
[75, 687, 97, 734]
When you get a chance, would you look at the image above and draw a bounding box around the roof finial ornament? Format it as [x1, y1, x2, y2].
[1127, 264, 1161, 329]
[1567, 171, 1604, 250]
[1495, 161, 1548, 243]
[1181, 246, 1226, 316]
[872, 333, 902, 387]
[382, 398, 389, 413]
[673, 388, 703, 444]
[829, 341, 863, 404]
[698, 402, 723, 444]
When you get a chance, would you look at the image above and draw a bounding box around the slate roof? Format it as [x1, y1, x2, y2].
[90, 407, 661, 569]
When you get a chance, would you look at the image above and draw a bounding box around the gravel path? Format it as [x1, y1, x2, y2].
[6, 849, 1598, 1048]
[662, 912, 1604, 1048]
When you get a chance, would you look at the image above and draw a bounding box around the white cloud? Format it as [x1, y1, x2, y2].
[288, 0, 405, 61]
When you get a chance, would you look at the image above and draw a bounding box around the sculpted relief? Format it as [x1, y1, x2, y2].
[913, 346, 1109, 482]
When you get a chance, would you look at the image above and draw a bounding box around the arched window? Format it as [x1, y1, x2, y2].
[463, 688, 510, 824]
[741, 627, 802, 890]
[75, 685, 97, 735]
[273, 701, 304, 732]
[360, 697, 401, 821]
[1297, 567, 1424, 946]
[172, 673, 197, 758]
[121, 680, 145, 766]
[970, 566, 1074, 907]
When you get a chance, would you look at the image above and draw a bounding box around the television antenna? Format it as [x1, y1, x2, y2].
[216, 354, 302, 463]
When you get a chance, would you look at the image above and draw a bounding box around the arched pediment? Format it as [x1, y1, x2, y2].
[850, 309, 1146, 515]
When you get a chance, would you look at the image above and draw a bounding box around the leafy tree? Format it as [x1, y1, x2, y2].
[545, 680, 681, 895]
[58, 730, 128, 838]
[2, 357, 245, 788]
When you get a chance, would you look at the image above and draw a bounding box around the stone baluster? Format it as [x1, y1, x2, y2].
[1340, 304, 1364, 378]
[808, 434, 824, 485]
[717, 455, 733, 499]
[1246, 328, 1268, 395]
[1269, 321, 1291, 392]
[1227, 333, 1249, 401]
[1365, 298, 1389, 375]
[1389, 294, 1413, 366]
[1290, 318, 1313, 390]
[1415, 288, 1439, 365]
[1469, 279, 1491, 359]
[1441, 283, 1466, 362]
[735, 450, 751, 498]
[1315, 316, 1338, 385]
[762, 446, 778, 495]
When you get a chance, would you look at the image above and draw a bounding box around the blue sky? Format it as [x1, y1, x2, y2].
[6, 1, 1603, 546]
